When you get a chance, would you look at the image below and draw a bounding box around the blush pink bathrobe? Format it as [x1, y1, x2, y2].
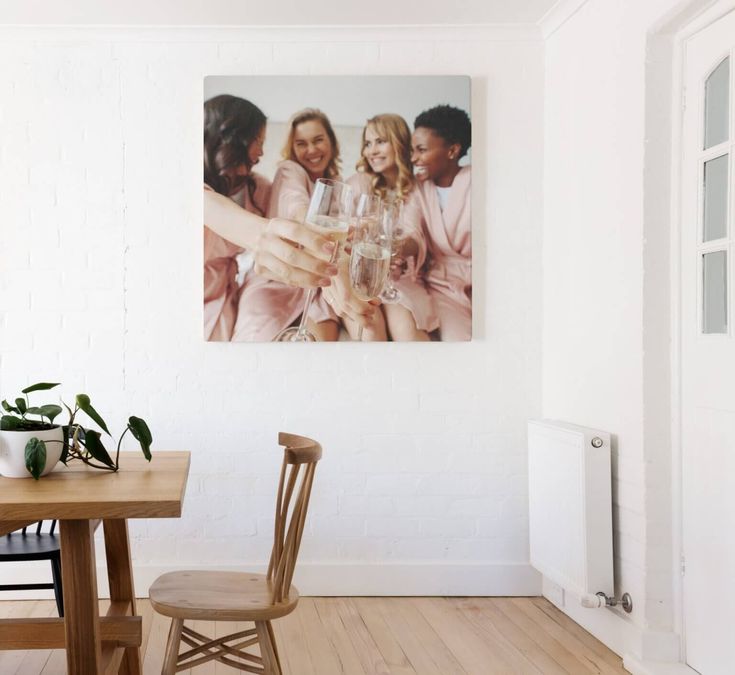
[346, 173, 439, 333]
[230, 159, 337, 342]
[203, 175, 271, 342]
[415, 166, 472, 341]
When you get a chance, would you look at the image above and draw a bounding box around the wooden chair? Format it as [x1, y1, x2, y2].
[149, 432, 322, 674]
[0, 520, 64, 617]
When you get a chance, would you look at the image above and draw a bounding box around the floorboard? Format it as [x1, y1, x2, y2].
[0, 597, 630, 674]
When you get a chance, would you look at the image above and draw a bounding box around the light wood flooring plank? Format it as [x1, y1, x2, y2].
[334, 598, 391, 675]
[530, 598, 629, 673]
[294, 597, 344, 675]
[276, 602, 317, 675]
[492, 597, 602, 674]
[0, 597, 629, 675]
[472, 598, 568, 675]
[382, 596, 467, 675]
[457, 598, 568, 675]
[510, 598, 625, 675]
[351, 598, 417, 675]
[415, 597, 522, 674]
[313, 596, 368, 675]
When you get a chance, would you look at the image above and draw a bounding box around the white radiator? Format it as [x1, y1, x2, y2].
[527, 419, 614, 602]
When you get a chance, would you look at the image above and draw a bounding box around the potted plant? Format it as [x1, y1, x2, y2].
[0, 382, 152, 480]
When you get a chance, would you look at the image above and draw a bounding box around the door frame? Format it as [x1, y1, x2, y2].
[670, 0, 735, 663]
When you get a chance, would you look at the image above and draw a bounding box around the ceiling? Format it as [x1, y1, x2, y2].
[0, 0, 562, 26]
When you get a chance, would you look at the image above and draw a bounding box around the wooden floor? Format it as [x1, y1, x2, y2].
[0, 597, 629, 674]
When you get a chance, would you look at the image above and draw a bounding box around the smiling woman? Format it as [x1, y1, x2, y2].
[202, 75, 472, 342]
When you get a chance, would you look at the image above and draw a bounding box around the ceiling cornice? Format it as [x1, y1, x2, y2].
[0, 24, 544, 43]
[537, 0, 590, 39]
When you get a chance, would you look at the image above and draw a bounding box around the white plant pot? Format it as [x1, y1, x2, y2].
[0, 426, 64, 478]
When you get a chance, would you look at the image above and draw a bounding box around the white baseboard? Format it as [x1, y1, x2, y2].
[0, 561, 541, 599]
[541, 578, 685, 670]
[624, 656, 699, 675]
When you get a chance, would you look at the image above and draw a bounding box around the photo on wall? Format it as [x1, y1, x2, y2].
[203, 75, 471, 343]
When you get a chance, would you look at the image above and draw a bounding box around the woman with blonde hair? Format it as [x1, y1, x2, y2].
[231, 108, 376, 341]
[341, 113, 437, 341]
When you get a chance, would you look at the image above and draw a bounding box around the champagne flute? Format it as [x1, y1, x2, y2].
[353, 192, 382, 243]
[274, 179, 353, 342]
[349, 201, 392, 341]
[378, 200, 405, 304]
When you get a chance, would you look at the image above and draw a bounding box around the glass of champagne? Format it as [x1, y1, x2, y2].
[274, 179, 353, 342]
[349, 201, 392, 341]
[378, 200, 406, 304]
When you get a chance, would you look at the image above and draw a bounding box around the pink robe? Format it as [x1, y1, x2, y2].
[203, 175, 271, 341]
[346, 173, 439, 333]
[231, 159, 337, 342]
[415, 166, 472, 341]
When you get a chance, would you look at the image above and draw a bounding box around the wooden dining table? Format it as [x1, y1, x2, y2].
[0, 451, 190, 675]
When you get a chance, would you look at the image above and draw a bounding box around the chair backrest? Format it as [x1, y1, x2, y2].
[7, 520, 58, 537]
[266, 432, 322, 605]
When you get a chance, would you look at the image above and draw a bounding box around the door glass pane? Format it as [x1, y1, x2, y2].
[704, 57, 729, 149]
[703, 250, 728, 334]
[703, 154, 729, 241]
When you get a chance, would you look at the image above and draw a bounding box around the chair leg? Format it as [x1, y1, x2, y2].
[50, 555, 64, 617]
[162, 617, 184, 675]
[266, 621, 282, 673]
[256, 621, 282, 675]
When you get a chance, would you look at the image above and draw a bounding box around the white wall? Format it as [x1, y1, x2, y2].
[542, 0, 710, 667]
[0, 25, 544, 595]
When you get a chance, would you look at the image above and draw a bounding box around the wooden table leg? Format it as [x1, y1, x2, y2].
[104, 519, 142, 675]
[60, 519, 102, 675]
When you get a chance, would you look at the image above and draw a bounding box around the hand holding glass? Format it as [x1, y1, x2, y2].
[274, 179, 353, 342]
[378, 200, 406, 304]
[349, 199, 392, 341]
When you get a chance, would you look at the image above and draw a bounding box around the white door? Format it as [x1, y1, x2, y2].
[681, 10, 735, 675]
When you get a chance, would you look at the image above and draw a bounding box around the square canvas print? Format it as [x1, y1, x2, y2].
[203, 75, 471, 342]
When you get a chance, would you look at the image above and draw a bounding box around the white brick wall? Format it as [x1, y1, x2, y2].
[0, 25, 543, 595]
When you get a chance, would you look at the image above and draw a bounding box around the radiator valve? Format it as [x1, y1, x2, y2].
[582, 591, 633, 613]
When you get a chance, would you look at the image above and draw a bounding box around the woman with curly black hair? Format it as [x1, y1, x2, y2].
[411, 104, 472, 341]
[202, 95, 339, 341]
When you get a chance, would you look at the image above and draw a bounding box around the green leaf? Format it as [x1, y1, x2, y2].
[22, 382, 61, 394]
[24, 438, 47, 480]
[128, 416, 153, 461]
[1, 415, 21, 430]
[38, 404, 62, 424]
[75, 394, 110, 435]
[15, 398, 27, 415]
[2, 400, 19, 414]
[27, 405, 62, 423]
[80, 430, 115, 468]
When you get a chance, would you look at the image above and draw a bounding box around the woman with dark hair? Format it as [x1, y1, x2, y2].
[343, 113, 438, 341]
[203, 96, 339, 341]
[411, 104, 472, 341]
[235, 108, 373, 342]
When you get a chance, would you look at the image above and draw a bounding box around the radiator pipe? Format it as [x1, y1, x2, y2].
[581, 591, 633, 613]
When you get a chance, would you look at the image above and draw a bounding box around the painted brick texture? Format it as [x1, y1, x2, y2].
[0, 26, 543, 593]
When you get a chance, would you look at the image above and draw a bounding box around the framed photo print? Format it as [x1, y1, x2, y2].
[203, 75, 471, 342]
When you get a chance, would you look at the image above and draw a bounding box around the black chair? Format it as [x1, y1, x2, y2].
[0, 521, 63, 616]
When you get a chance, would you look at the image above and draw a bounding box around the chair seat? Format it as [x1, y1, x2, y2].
[149, 571, 299, 622]
[0, 534, 60, 561]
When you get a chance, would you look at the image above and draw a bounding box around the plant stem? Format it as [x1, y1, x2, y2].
[115, 426, 130, 469]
